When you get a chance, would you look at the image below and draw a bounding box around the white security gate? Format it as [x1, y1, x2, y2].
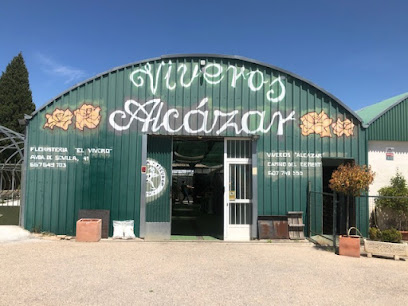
[224, 139, 253, 241]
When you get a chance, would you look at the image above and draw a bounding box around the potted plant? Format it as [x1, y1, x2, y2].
[329, 163, 375, 257]
[366, 227, 407, 260]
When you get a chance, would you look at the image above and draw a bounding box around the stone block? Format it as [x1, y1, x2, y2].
[364, 239, 408, 260]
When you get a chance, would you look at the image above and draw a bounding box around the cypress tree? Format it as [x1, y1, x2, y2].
[0, 52, 35, 133]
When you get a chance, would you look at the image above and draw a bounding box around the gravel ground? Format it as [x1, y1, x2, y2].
[0, 239, 407, 306]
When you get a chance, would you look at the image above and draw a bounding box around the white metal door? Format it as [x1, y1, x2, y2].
[224, 138, 253, 241]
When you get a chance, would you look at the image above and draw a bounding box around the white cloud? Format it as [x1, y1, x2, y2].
[36, 53, 87, 84]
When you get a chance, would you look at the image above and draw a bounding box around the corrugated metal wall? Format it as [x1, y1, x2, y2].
[23, 55, 368, 236]
[368, 97, 408, 141]
[256, 84, 368, 235]
[24, 70, 144, 235]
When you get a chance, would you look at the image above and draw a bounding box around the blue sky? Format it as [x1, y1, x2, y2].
[1, 0, 407, 111]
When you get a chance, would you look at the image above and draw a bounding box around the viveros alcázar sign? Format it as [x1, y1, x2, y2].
[42, 60, 355, 139]
[109, 61, 291, 135]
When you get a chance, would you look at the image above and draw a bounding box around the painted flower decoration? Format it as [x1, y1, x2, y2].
[299, 111, 333, 137]
[74, 104, 101, 131]
[331, 118, 355, 137]
[44, 109, 74, 130]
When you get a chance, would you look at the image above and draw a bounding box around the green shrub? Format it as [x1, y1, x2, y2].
[375, 171, 408, 230]
[369, 227, 402, 243]
[369, 227, 382, 241]
[381, 228, 402, 243]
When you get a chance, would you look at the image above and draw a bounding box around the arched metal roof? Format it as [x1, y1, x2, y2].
[0, 125, 24, 170]
[31, 54, 364, 124]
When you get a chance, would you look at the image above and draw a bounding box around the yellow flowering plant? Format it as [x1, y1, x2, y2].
[329, 164, 375, 197]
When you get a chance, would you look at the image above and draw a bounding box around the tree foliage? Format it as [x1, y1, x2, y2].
[329, 163, 375, 196]
[0, 52, 35, 133]
[375, 171, 408, 215]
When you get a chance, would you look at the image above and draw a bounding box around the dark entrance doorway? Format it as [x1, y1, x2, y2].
[322, 158, 356, 235]
[171, 137, 224, 240]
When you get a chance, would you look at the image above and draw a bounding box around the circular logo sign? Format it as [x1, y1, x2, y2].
[146, 158, 167, 199]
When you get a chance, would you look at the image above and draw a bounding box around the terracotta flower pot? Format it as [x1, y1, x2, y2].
[339, 235, 361, 258]
[76, 218, 102, 242]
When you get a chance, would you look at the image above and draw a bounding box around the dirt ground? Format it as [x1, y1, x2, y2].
[1, 239, 407, 305]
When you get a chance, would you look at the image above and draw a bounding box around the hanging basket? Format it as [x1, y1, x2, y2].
[339, 227, 362, 258]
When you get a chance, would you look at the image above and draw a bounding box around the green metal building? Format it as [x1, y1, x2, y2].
[356, 93, 408, 207]
[22, 55, 369, 240]
[357, 93, 408, 141]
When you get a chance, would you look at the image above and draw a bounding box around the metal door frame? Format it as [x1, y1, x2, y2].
[140, 135, 173, 240]
[223, 137, 257, 241]
[139, 135, 147, 238]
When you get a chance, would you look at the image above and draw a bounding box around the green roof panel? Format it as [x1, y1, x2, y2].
[356, 92, 408, 125]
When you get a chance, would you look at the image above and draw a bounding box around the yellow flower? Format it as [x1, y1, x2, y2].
[299, 111, 332, 137]
[74, 104, 101, 131]
[332, 118, 355, 137]
[44, 109, 73, 130]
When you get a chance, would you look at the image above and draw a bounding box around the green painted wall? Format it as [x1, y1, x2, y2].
[23, 55, 368, 237]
